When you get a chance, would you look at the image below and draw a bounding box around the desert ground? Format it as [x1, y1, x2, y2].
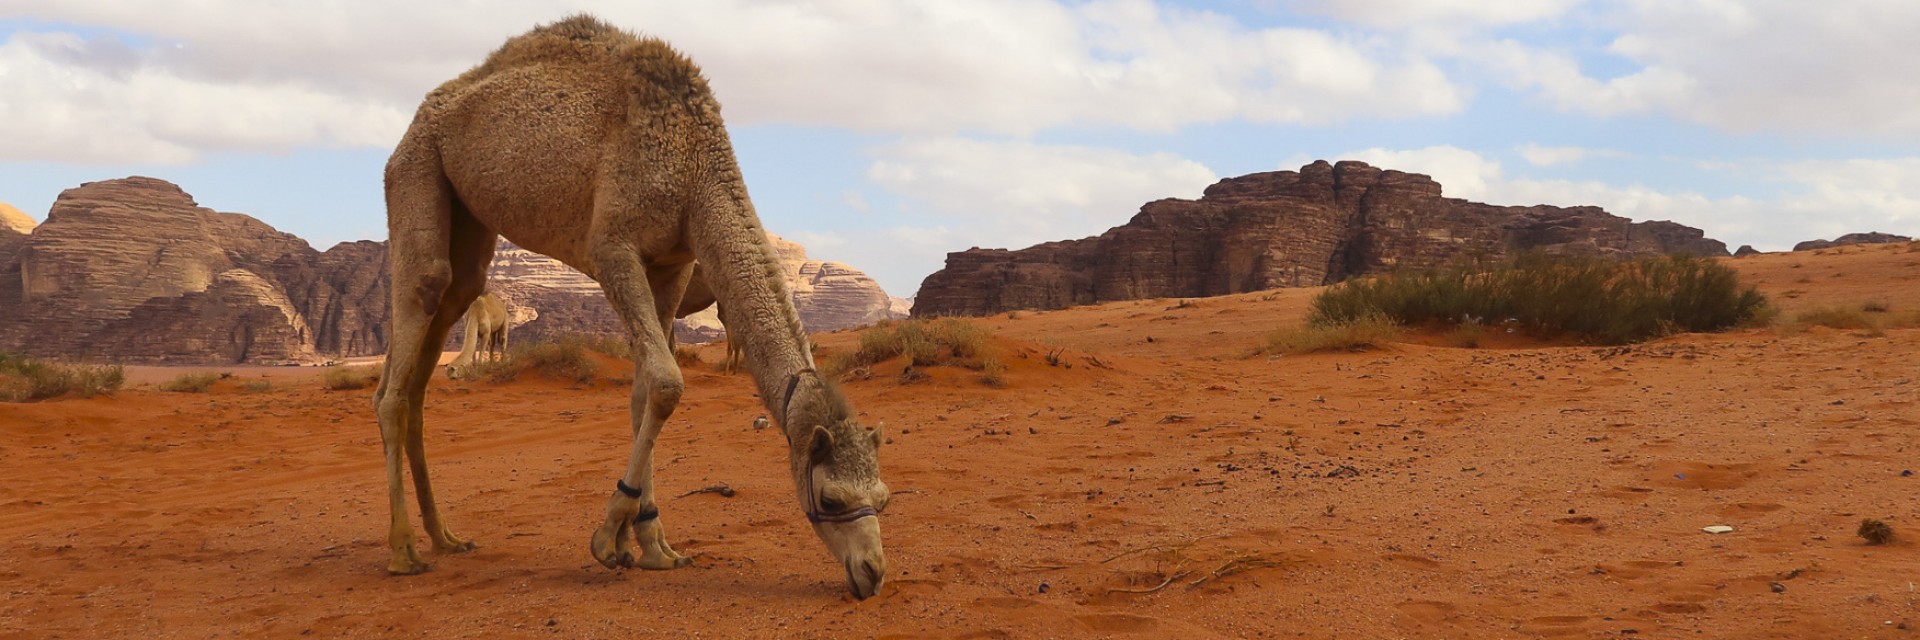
[3, 243, 1918, 639]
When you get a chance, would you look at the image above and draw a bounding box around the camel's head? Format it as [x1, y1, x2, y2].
[783, 372, 889, 600]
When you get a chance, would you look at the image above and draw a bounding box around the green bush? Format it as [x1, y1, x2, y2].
[159, 372, 222, 393]
[0, 353, 124, 401]
[1309, 253, 1769, 344]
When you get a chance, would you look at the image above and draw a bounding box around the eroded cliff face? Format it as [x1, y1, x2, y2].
[0, 177, 343, 364]
[0, 178, 903, 364]
[485, 232, 904, 347]
[913, 160, 1730, 317]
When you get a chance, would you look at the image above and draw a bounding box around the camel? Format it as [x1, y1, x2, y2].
[679, 270, 743, 373]
[372, 15, 890, 599]
[444, 292, 508, 379]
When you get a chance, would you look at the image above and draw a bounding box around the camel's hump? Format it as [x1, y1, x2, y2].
[446, 13, 707, 97]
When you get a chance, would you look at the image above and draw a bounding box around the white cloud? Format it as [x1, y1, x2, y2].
[1516, 143, 1626, 167]
[866, 137, 1218, 246]
[1338, 145, 1504, 200]
[1335, 146, 1920, 251]
[1479, 0, 1920, 139]
[1284, 0, 1585, 29]
[0, 0, 1468, 164]
[839, 189, 871, 214]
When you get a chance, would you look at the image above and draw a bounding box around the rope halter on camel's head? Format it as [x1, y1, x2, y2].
[782, 370, 880, 525]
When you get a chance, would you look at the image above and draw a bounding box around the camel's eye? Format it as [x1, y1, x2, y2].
[819, 496, 847, 513]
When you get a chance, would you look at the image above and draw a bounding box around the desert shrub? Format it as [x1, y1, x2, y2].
[831, 318, 991, 373]
[828, 318, 1003, 385]
[323, 366, 381, 391]
[1794, 305, 1877, 331]
[242, 380, 273, 393]
[0, 353, 125, 401]
[979, 358, 1009, 388]
[159, 372, 222, 393]
[1260, 314, 1402, 355]
[1862, 300, 1891, 313]
[473, 336, 604, 384]
[1309, 253, 1768, 345]
[673, 344, 702, 367]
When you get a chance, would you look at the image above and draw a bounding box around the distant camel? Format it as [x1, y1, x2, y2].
[444, 292, 507, 379]
[372, 15, 890, 599]
[678, 269, 743, 373]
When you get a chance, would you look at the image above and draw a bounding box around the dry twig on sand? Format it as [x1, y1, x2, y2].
[675, 484, 736, 499]
[1107, 569, 1192, 594]
[1100, 533, 1223, 564]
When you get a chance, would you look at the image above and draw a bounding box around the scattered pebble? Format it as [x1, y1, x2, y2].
[1702, 525, 1734, 534]
[1770, 582, 1786, 593]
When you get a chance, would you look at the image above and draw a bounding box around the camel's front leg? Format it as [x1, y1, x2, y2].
[588, 250, 693, 570]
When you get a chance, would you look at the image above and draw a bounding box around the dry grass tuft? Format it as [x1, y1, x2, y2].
[1858, 519, 1895, 545]
[323, 366, 381, 391]
[0, 352, 124, 402]
[829, 318, 1006, 387]
[159, 372, 223, 393]
[1260, 315, 1402, 355]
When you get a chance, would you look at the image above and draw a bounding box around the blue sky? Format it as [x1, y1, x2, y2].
[3, 1, 1918, 297]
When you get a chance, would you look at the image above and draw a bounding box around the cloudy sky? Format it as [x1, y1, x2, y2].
[3, 1, 1918, 297]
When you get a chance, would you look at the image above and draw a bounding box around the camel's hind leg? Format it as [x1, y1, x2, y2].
[375, 152, 492, 574]
[409, 209, 493, 554]
[588, 244, 696, 571]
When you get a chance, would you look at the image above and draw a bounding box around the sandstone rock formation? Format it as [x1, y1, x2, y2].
[1734, 245, 1760, 257]
[0, 202, 34, 234]
[0, 178, 903, 364]
[484, 232, 902, 347]
[1791, 232, 1912, 252]
[0, 178, 366, 364]
[914, 160, 1731, 317]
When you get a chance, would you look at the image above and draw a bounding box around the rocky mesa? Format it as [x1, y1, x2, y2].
[913, 160, 1729, 317]
[1791, 232, 1911, 252]
[0, 177, 903, 364]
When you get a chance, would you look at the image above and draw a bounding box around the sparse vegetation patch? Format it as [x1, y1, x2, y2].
[828, 318, 1006, 386]
[1308, 253, 1770, 345]
[323, 366, 381, 391]
[159, 372, 223, 393]
[1259, 314, 1402, 355]
[0, 352, 125, 402]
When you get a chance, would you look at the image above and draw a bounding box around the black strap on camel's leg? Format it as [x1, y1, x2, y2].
[615, 480, 660, 523]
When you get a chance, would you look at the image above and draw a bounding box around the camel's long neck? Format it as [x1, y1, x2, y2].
[689, 175, 815, 419]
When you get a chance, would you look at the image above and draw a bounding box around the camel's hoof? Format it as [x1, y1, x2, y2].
[590, 528, 629, 569]
[433, 538, 476, 554]
[636, 553, 694, 571]
[432, 529, 476, 553]
[386, 557, 432, 575]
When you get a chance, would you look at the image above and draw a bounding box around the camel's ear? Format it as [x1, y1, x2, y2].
[808, 426, 834, 467]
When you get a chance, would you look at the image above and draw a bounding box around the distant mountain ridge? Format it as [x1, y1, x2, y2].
[913, 160, 1730, 317]
[0, 177, 903, 364]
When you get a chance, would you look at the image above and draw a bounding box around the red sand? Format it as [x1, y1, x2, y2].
[3, 243, 1918, 638]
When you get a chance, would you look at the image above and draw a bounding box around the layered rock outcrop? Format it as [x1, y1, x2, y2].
[0, 178, 902, 364]
[1792, 232, 1911, 251]
[914, 160, 1730, 317]
[485, 232, 902, 347]
[0, 178, 347, 364]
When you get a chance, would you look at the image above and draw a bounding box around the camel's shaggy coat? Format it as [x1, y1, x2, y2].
[374, 14, 889, 598]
